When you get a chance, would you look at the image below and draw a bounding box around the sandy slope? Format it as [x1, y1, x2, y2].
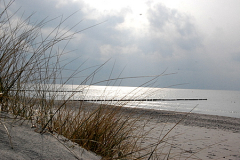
[0, 112, 101, 160]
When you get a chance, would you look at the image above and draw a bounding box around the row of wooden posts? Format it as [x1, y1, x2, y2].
[0, 92, 207, 101]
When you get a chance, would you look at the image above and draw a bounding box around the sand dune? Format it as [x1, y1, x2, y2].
[0, 112, 101, 160]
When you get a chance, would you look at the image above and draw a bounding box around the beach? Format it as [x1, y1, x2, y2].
[0, 102, 240, 159]
[119, 106, 240, 159]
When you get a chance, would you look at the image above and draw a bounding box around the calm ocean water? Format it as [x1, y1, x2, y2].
[58, 85, 240, 118]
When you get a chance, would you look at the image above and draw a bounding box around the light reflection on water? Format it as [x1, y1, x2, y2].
[41, 85, 240, 118]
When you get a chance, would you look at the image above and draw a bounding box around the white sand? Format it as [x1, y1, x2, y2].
[137, 120, 240, 159]
[0, 113, 101, 160]
[126, 107, 240, 160]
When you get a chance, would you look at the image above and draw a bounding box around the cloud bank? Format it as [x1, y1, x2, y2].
[7, 0, 240, 90]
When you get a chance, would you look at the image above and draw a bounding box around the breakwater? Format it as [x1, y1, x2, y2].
[76, 98, 207, 102]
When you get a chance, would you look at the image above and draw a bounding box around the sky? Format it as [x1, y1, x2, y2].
[4, 0, 240, 90]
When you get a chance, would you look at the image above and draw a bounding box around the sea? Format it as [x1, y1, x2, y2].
[55, 85, 240, 118]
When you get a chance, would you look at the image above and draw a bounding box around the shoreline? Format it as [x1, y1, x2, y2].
[118, 106, 240, 133]
[70, 101, 240, 133]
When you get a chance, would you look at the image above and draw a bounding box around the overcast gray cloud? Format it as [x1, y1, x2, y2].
[148, 3, 202, 52]
[4, 0, 240, 90]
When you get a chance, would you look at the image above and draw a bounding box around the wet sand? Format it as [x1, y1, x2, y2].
[119, 106, 240, 133]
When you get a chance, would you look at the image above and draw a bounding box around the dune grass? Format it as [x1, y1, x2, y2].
[50, 102, 138, 159]
[0, 1, 193, 159]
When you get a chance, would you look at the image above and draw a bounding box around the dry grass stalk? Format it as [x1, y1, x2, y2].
[50, 103, 141, 159]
